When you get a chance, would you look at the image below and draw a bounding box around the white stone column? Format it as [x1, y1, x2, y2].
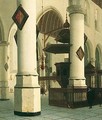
[67, 2, 86, 87]
[14, 0, 41, 116]
[0, 41, 9, 100]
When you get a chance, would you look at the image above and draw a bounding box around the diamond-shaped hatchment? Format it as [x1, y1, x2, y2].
[12, 4, 29, 30]
[76, 46, 84, 61]
[4, 63, 8, 71]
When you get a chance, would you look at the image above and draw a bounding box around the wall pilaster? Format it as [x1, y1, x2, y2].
[0, 41, 9, 100]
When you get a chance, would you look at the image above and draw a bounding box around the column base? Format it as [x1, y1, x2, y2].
[67, 85, 87, 108]
[14, 75, 41, 116]
[67, 77, 87, 107]
[0, 87, 9, 100]
[14, 111, 41, 116]
[68, 78, 86, 87]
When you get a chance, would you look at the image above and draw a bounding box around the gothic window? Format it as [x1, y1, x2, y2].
[84, 44, 89, 66]
[95, 9, 98, 30]
[95, 8, 101, 32]
[95, 47, 100, 69]
[84, 0, 90, 26]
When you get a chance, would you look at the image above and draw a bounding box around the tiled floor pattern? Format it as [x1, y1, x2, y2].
[0, 93, 102, 120]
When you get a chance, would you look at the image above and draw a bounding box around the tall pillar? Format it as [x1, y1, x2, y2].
[0, 41, 9, 100]
[14, 0, 41, 116]
[67, 0, 86, 87]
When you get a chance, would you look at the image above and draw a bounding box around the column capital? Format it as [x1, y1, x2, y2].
[0, 41, 9, 46]
[67, 5, 86, 15]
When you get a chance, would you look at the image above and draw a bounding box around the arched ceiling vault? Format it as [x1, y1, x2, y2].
[37, 10, 63, 38]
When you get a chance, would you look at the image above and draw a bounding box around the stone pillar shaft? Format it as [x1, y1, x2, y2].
[68, 4, 86, 86]
[14, 0, 41, 116]
[17, 0, 37, 75]
[70, 13, 84, 78]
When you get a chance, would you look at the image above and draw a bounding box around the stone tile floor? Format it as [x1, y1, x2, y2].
[0, 93, 102, 120]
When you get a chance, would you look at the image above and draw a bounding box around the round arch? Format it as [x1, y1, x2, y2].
[95, 44, 102, 88]
[36, 6, 64, 37]
[84, 39, 94, 65]
[8, 23, 17, 43]
[36, 6, 64, 25]
[95, 44, 102, 69]
[8, 23, 17, 74]
[7, 23, 17, 92]
[85, 0, 90, 25]
[36, 6, 65, 73]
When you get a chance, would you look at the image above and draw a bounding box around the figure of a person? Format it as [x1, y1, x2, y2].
[87, 87, 95, 109]
[41, 87, 45, 95]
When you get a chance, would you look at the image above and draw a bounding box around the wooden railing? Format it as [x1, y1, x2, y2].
[49, 87, 102, 108]
[49, 87, 87, 108]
